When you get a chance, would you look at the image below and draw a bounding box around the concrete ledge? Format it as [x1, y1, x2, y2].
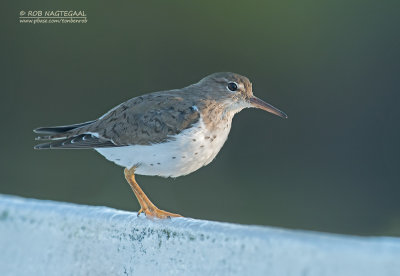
[1, 194, 400, 276]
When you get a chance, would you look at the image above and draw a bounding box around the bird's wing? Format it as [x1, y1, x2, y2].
[34, 91, 201, 149]
[86, 91, 201, 145]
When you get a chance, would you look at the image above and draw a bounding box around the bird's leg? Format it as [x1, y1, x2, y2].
[124, 167, 182, 219]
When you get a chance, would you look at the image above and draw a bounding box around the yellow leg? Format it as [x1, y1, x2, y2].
[124, 167, 182, 219]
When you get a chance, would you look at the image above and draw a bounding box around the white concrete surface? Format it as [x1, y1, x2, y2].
[0, 194, 399, 276]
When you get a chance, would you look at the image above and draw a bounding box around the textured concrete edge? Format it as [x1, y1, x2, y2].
[2, 194, 400, 276]
[1, 193, 400, 250]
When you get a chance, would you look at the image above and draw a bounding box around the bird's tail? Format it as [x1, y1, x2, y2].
[33, 120, 96, 149]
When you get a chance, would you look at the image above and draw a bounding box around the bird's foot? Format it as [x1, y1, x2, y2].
[137, 207, 182, 219]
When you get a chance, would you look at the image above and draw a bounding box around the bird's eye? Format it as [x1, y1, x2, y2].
[227, 82, 238, 91]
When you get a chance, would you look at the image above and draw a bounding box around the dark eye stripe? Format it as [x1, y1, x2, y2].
[228, 82, 238, 91]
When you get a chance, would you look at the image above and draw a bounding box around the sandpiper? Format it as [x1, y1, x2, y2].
[34, 72, 287, 219]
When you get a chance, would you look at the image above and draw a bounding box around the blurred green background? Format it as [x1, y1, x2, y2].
[1, 0, 399, 236]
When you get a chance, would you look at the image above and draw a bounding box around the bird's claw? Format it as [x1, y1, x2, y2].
[137, 207, 181, 219]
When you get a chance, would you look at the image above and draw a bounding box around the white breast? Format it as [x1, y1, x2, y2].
[95, 117, 232, 178]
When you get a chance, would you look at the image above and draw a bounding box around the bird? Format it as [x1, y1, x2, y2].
[34, 72, 287, 219]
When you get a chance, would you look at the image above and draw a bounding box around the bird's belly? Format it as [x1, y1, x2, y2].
[95, 120, 231, 178]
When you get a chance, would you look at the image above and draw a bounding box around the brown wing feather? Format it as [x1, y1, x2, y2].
[74, 91, 201, 146]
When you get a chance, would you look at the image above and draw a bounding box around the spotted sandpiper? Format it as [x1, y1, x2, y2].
[34, 72, 287, 219]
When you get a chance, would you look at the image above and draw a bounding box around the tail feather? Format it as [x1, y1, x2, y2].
[34, 120, 96, 134]
[35, 135, 66, 141]
[34, 142, 56, 149]
[34, 134, 116, 150]
[33, 120, 104, 149]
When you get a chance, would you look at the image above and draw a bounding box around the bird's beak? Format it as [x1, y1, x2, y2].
[250, 96, 288, 119]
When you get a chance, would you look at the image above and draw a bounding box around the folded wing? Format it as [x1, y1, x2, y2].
[34, 91, 201, 149]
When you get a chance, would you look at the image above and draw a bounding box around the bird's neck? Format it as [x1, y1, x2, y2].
[197, 98, 247, 132]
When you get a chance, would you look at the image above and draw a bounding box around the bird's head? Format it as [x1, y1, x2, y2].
[197, 72, 287, 118]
